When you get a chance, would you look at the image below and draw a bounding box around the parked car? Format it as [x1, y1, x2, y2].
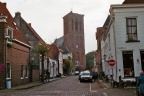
[75, 71, 79, 75]
[79, 71, 92, 82]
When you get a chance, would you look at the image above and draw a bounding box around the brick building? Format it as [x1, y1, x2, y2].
[0, 2, 30, 89]
[63, 11, 86, 71]
[14, 12, 45, 82]
[95, 27, 105, 73]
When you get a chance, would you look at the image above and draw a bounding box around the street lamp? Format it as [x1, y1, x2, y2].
[103, 55, 106, 61]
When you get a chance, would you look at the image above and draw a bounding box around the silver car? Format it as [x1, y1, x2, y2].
[79, 71, 92, 82]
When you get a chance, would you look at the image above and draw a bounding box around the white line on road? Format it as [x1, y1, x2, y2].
[90, 83, 91, 91]
[90, 83, 97, 92]
[102, 92, 108, 96]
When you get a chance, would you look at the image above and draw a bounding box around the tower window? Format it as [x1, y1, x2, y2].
[75, 20, 78, 30]
[72, 19, 73, 30]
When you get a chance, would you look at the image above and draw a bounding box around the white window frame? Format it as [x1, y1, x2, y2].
[126, 18, 138, 41]
[25, 65, 28, 78]
[6, 63, 11, 79]
[21, 65, 24, 79]
[5, 26, 13, 42]
[75, 61, 80, 66]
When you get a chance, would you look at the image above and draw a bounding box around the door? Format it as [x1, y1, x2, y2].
[122, 51, 134, 77]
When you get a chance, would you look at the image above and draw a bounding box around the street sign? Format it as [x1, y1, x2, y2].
[108, 59, 115, 66]
[0, 64, 5, 71]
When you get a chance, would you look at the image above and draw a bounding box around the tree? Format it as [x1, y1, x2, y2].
[35, 42, 50, 82]
[63, 57, 74, 75]
[86, 51, 96, 70]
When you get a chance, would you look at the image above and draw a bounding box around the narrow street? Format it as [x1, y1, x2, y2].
[0, 76, 136, 96]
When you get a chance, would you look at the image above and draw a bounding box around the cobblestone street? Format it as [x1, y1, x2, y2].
[0, 76, 136, 96]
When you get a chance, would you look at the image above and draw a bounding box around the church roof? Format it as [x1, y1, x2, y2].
[63, 11, 84, 18]
[53, 36, 64, 47]
[59, 45, 70, 54]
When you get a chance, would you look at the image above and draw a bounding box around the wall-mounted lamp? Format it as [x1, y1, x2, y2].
[137, 59, 139, 63]
[103, 54, 108, 62]
[103, 55, 106, 60]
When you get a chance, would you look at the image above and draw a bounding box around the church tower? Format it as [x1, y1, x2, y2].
[63, 11, 86, 71]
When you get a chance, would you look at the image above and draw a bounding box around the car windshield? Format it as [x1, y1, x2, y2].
[82, 72, 90, 75]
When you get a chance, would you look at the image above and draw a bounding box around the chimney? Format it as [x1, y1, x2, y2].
[29, 23, 31, 26]
[3, 2, 6, 7]
[15, 12, 21, 17]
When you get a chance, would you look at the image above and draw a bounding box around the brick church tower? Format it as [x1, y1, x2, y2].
[63, 11, 86, 71]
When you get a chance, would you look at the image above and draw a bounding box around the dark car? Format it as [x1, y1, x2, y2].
[79, 71, 92, 82]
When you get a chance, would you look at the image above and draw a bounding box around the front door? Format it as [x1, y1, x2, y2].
[122, 51, 134, 77]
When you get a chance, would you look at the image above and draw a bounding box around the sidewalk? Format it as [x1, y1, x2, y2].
[98, 80, 111, 89]
[10, 76, 66, 90]
[99, 80, 136, 90]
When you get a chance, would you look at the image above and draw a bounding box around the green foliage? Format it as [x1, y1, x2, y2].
[35, 42, 50, 82]
[63, 58, 74, 75]
[35, 42, 50, 55]
[63, 59, 70, 75]
[86, 51, 96, 70]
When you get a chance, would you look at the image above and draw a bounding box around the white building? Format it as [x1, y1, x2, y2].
[101, 3, 144, 82]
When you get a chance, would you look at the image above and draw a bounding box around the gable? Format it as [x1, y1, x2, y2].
[0, 2, 29, 45]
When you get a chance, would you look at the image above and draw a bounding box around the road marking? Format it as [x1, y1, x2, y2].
[90, 83, 97, 92]
[102, 92, 108, 96]
[90, 83, 91, 91]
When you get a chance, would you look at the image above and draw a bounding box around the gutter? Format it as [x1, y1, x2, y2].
[12, 39, 31, 48]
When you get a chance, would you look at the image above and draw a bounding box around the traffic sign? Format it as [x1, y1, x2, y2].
[0, 64, 5, 71]
[108, 59, 115, 66]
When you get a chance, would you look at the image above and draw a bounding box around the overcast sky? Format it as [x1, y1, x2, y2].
[1, 0, 124, 54]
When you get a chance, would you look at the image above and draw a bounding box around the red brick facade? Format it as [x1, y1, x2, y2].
[63, 11, 86, 71]
[96, 27, 105, 72]
[0, 21, 7, 89]
[7, 42, 30, 87]
[0, 2, 31, 89]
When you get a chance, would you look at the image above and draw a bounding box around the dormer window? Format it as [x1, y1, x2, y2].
[6, 27, 13, 42]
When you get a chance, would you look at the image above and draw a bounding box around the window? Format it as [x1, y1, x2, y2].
[72, 19, 73, 30]
[25, 65, 28, 78]
[75, 20, 78, 30]
[126, 18, 138, 41]
[6, 63, 11, 79]
[21, 65, 24, 79]
[80, 21, 81, 31]
[75, 61, 80, 66]
[6, 27, 13, 42]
